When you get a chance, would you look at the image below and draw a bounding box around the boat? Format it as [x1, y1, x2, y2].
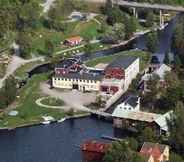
[41, 116, 55, 125]
[57, 118, 66, 123]
[42, 121, 51, 125]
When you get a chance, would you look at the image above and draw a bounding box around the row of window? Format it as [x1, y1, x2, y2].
[54, 77, 97, 83]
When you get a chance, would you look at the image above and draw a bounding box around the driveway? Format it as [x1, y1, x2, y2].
[40, 82, 97, 112]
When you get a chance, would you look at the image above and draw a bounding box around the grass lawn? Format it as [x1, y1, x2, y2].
[72, 20, 100, 39]
[85, 50, 151, 71]
[0, 74, 66, 128]
[14, 60, 44, 79]
[41, 97, 65, 107]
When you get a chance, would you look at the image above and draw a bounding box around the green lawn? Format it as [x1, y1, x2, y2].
[72, 20, 100, 39]
[0, 74, 65, 128]
[85, 50, 151, 71]
[41, 97, 65, 107]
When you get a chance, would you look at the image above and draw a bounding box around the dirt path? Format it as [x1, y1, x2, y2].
[0, 56, 44, 88]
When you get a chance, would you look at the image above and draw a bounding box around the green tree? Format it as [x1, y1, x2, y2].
[146, 32, 158, 53]
[1, 76, 17, 108]
[168, 102, 184, 157]
[138, 127, 157, 143]
[125, 16, 138, 39]
[16, 31, 32, 58]
[170, 152, 184, 162]
[44, 39, 54, 57]
[164, 50, 170, 65]
[145, 11, 155, 27]
[103, 140, 144, 162]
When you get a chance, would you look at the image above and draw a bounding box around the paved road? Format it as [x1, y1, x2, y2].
[0, 56, 44, 88]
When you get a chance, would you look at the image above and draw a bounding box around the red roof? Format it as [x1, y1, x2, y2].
[140, 142, 167, 161]
[81, 140, 109, 153]
[65, 36, 83, 42]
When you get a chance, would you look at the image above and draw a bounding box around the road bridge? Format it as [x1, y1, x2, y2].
[113, 0, 184, 12]
[112, 0, 184, 27]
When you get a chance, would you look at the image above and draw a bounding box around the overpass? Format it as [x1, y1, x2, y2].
[113, 0, 184, 12]
[112, 0, 184, 27]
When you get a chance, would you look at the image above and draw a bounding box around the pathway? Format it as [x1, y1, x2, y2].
[0, 56, 44, 88]
[41, 0, 56, 13]
[35, 97, 71, 111]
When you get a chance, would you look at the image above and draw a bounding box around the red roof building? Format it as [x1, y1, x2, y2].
[64, 36, 83, 46]
[81, 140, 110, 162]
[140, 142, 169, 162]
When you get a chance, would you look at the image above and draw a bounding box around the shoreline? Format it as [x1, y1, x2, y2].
[0, 113, 91, 131]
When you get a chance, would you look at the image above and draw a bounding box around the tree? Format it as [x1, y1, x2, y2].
[145, 11, 155, 27]
[163, 50, 170, 65]
[170, 152, 184, 162]
[103, 140, 144, 162]
[44, 39, 54, 57]
[16, 31, 32, 58]
[168, 102, 184, 157]
[125, 16, 138, 39]
[0, 75, 17, 109]
[146, 32, 158, 53]
[138, 127, 157, 144]
[174, 55, 182, 70]
[84, 43, 93, 56]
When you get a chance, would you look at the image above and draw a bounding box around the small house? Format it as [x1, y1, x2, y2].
[64, 36, 83, 46]
[116, 96, 140, 112]
[81, 140, 109, 162]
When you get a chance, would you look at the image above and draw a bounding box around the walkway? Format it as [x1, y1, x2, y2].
[36, 97, 71, 110]
[0, 56, 44, 88]
[115, 0, 184, 12]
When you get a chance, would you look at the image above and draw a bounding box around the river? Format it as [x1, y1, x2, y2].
[0, 117, 113, 162]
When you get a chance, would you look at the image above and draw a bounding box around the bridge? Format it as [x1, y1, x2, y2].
[113, 0, 184, 12]
[111, 0, 184, 27]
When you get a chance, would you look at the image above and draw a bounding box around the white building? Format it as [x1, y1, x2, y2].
[52, 72, 102, 92]
[116, 96, 140, 112]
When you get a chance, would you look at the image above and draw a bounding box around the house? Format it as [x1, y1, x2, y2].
[140, 142, 169, 162]
[64, 36, 83, 46]
[52, 71, 103, 92]
[141, 64, 171, 91]
[100, 56, 140, 94]
[81, 140, 109, 162]
[116, 96, 140, 112]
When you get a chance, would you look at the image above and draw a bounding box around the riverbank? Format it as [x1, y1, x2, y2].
[0, 112, 91, 130]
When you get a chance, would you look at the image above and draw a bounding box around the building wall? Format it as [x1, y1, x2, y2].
[116, 102, 140, 112]
[52, 77, 101, 91]
[124, 58, 140, 90]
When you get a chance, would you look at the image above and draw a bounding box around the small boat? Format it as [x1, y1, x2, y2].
[41, 115, 55, 125]
[57, 118, 66, 123]
[42, 121, 51, 125]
